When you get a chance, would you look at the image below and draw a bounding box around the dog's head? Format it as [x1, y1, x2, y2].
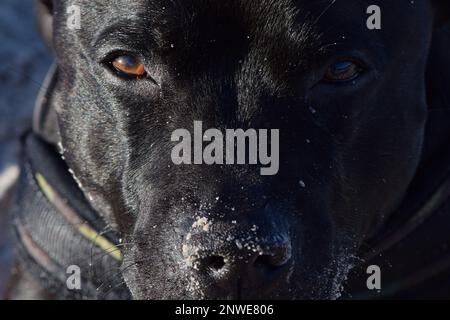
[37, 0, 449, 299]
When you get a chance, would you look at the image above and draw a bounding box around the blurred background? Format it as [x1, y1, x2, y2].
[0, 0, 52, 296]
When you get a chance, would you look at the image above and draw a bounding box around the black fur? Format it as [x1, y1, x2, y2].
[32, 0, 450, 299]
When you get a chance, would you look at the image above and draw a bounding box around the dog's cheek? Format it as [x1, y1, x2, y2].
[56, 85, 134, 231]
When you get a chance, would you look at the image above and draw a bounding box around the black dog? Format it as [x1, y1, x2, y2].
[7, 0, 450, 299]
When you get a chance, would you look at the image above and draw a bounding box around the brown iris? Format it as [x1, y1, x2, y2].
[111, 55, 146, 78]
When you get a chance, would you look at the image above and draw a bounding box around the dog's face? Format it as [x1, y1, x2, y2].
[45, 0, 441, 299]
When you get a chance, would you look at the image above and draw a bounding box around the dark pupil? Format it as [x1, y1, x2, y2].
[118, 55, 137, 67]
[331, 62, 355, 78]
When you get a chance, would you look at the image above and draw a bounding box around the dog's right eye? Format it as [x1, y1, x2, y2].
[107, 54, 147, 79]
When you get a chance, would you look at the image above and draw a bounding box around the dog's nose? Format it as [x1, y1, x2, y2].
[183, 227, 292, 296]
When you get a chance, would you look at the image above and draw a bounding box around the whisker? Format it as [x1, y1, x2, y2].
[99, 280, 127, 299]
[314, 0, 338, 24]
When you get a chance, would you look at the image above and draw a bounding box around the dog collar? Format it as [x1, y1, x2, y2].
[11, 129, 130, 299]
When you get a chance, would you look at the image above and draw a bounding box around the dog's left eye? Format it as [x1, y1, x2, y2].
[108, 54, 147, 79]
[323, 60, 363, 83]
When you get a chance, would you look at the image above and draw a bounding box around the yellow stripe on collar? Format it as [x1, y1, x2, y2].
[35, 172, 123, 261]
[78, 224, 123, 261]
[36, 172, 56, 202]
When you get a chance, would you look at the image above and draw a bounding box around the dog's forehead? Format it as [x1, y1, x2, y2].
[74, 0, 327, 35]
[68, 0, 427, 25]
[78, 0, 317, 40]
[64, 0, 429, 49]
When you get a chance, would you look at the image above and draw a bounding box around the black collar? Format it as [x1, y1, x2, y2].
[11, 132, 130, 299]
[10, 64, 130, 298]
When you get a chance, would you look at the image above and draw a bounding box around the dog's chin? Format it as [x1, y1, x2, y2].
[123, 272, 351, 300]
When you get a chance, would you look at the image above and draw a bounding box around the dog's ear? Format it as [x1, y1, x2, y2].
[35, 0, 54, 49]
[433, 0, 450, 28]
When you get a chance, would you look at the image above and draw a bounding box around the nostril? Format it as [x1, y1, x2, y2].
[199, 255, 226, 271]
